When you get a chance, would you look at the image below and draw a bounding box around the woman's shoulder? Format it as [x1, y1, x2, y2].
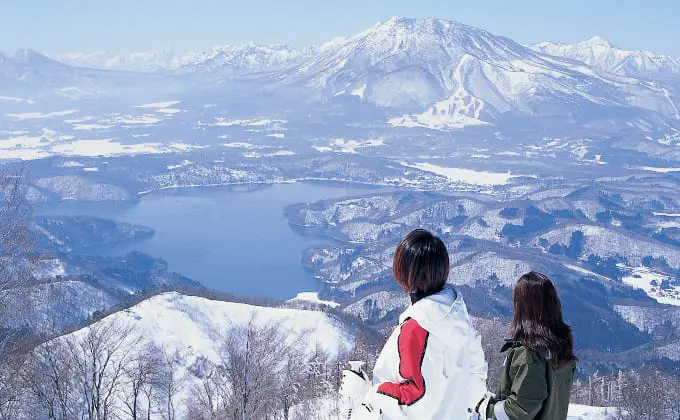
[501, 341, 545, 366]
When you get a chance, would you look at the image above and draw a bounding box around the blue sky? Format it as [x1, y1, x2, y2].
[2, 0, 678, 56]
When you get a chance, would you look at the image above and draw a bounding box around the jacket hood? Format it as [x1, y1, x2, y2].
[399, 285, 473, 349]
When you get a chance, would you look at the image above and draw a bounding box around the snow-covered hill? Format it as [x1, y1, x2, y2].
[86, 292, 355, 360]
[532, 36, 680, 80]
[30, 292, 356, 419]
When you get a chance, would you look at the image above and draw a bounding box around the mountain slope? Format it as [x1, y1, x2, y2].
[33, 292, 357, 418]
[83, 292, 356, 360]
[281, 17, 679, 129]
[532, 37, 680, 80]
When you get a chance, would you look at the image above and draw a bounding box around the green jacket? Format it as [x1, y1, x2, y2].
[487, 343, 576, 420]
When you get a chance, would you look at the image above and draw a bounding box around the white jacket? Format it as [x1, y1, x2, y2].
[352, 286, 488, 420]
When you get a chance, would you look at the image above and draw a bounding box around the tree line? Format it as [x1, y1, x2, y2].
[0, 317, 350, 420]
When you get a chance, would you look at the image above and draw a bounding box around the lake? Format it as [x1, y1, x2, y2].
[39, 182, 376, 299]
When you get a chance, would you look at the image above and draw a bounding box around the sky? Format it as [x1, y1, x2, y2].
[1, 0, 679, 56]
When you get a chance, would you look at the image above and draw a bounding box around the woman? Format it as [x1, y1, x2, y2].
[485, 272, 577, 420]
[340, 229, 488, 419]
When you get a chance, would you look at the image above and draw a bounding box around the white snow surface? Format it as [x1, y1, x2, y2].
[566, 404, 619, 419]
[401, 162, 516, 186]
[6, 110, 77, 120]
[289, 292, 341, 308]
[0, 128, 204, 160]
[133, 100, 181, 108]
[622, 266, 680, 306]
[638, 166, 680, 173]
[80, 292, 355, 360]
[303, 396, 615, 420]
[313, 138, 384, 154]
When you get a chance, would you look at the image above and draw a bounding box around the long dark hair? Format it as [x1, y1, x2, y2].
[511, 272, 576, 369]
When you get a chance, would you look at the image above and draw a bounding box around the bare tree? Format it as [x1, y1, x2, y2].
[67, 320, 138, 420]
[0, 168, 37, 418]
[278, 342, 337, 420]
[155, 348, 185, 420]
[188, 362, 232, 420]
[21, 339, 76, 420]
[0, 167, 35, 358]
[0, 352, 26, 420]
[220, 319, 302, 420]
[123, 343, 163, 420]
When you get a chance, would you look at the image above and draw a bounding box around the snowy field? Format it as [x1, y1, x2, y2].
[401, 161, 517, 186]
[622, 266, 680, 306]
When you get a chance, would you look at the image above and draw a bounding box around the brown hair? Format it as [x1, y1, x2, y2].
[511, 272, 577, 368]
[393, 229, 449, 294]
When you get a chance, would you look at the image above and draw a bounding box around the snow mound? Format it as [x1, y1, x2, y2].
[69, 292, 354, 362]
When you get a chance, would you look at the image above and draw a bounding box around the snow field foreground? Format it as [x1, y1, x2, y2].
[34, 292, 355, 419]
[291, 398, 618, 419]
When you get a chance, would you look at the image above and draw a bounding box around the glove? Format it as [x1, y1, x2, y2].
[468, 392, 496, 420]
[339, 367, 370, 418]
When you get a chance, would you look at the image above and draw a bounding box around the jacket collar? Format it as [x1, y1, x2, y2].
[399, 284, 459, 325]
[409, 285, 445, 305]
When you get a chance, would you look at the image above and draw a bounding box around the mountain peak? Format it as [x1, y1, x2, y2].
[375, 16, 469, 31]
[582, 36, 614, 48]
[10, 48, 62, 66]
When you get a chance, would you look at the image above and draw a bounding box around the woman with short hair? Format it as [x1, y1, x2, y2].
[485, 272, 577, 420]
[341, 228, 488, 419]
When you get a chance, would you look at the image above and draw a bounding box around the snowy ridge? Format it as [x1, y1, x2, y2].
[177, 43, 315, 73]
[88, 292, 355, 360]
[532, 36, 680, 79]
[55, 49, 193, 73]
[54, 43, 315, 74]
[281, 17, 680, 128]
[6, 17, 680, 132]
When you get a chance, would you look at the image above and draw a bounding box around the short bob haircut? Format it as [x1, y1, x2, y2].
[393, 229, 450, 294]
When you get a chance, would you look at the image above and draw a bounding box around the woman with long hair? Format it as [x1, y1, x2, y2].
[340, 229, 488, 419]
[484, 271, 577, 420]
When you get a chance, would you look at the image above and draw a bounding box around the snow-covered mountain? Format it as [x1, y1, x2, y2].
[532, 36, 680, 80]
[4, 17, 680, 131]
[176, 43, 316, 73]
[281, 17, 680, 129]
[55, 49, 193, 73]
[0, 48, 169, 100]
[1, 49, 74, 86]
[54, 43, 315, 74]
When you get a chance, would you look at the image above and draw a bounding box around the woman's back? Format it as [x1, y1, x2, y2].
[353, 286, 488, 419]
[492, 344, 575, 420]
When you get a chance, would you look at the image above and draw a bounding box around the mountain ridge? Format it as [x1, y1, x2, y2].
[3, 16, 680, 131]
